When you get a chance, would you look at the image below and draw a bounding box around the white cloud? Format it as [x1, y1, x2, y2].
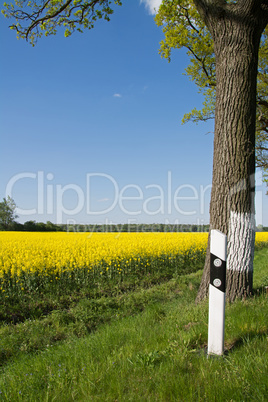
[113, 93, 122, 98]
[98, 198, 110, 202]
[140, 0, 162, 15]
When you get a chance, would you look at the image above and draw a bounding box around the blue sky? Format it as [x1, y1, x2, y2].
[0, 0, 267, 226]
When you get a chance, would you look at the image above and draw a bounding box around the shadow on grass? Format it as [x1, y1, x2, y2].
[195, 327, 267, 358]
[225, 327, 268, 355]
[253, 285, 268, 297]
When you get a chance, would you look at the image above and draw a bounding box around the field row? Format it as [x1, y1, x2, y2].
[0, 232, 267, 296]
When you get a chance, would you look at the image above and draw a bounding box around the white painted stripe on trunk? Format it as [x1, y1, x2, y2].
[208, 284, 225, 356]
[228, 211, 255, 272]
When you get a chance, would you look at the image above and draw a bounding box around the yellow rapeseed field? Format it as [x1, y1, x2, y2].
[0, 231, 208, 276]
[0, 231, 267, 294]
[255, 231, 268, 247]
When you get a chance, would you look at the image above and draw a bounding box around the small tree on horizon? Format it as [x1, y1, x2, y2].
[0, 196, 18, 230]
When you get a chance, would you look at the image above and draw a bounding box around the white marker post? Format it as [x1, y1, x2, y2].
[208, 229, 227, 356]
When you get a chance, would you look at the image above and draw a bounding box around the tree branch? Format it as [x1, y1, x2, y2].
[181, 6, 200, 35]
[186, 46, 215, 87]
[25, 0, 73, 39]
[7, 0, 114, 42]
[258, 98, 268, 109]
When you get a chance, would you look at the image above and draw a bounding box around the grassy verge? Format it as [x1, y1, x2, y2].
[0, 248, 267, 400]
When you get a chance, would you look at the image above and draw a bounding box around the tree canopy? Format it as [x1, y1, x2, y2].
[155, 1, 268, 175]
[2, 0, 121, 45]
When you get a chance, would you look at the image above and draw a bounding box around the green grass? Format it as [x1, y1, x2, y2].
[0, 249, 267, 401]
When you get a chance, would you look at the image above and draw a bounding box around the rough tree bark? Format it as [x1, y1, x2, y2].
[194, 1, 268, 303]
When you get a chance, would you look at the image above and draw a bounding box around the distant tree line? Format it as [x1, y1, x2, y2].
[0, 198, 63, 231]
[0, 198, 267, 232]
[12, 220, 63, 232]
[4, 221, 268, 233]
[64, 223, 211, 233]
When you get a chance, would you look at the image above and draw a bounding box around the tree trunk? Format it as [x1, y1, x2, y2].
[195, 5, 267, 303]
